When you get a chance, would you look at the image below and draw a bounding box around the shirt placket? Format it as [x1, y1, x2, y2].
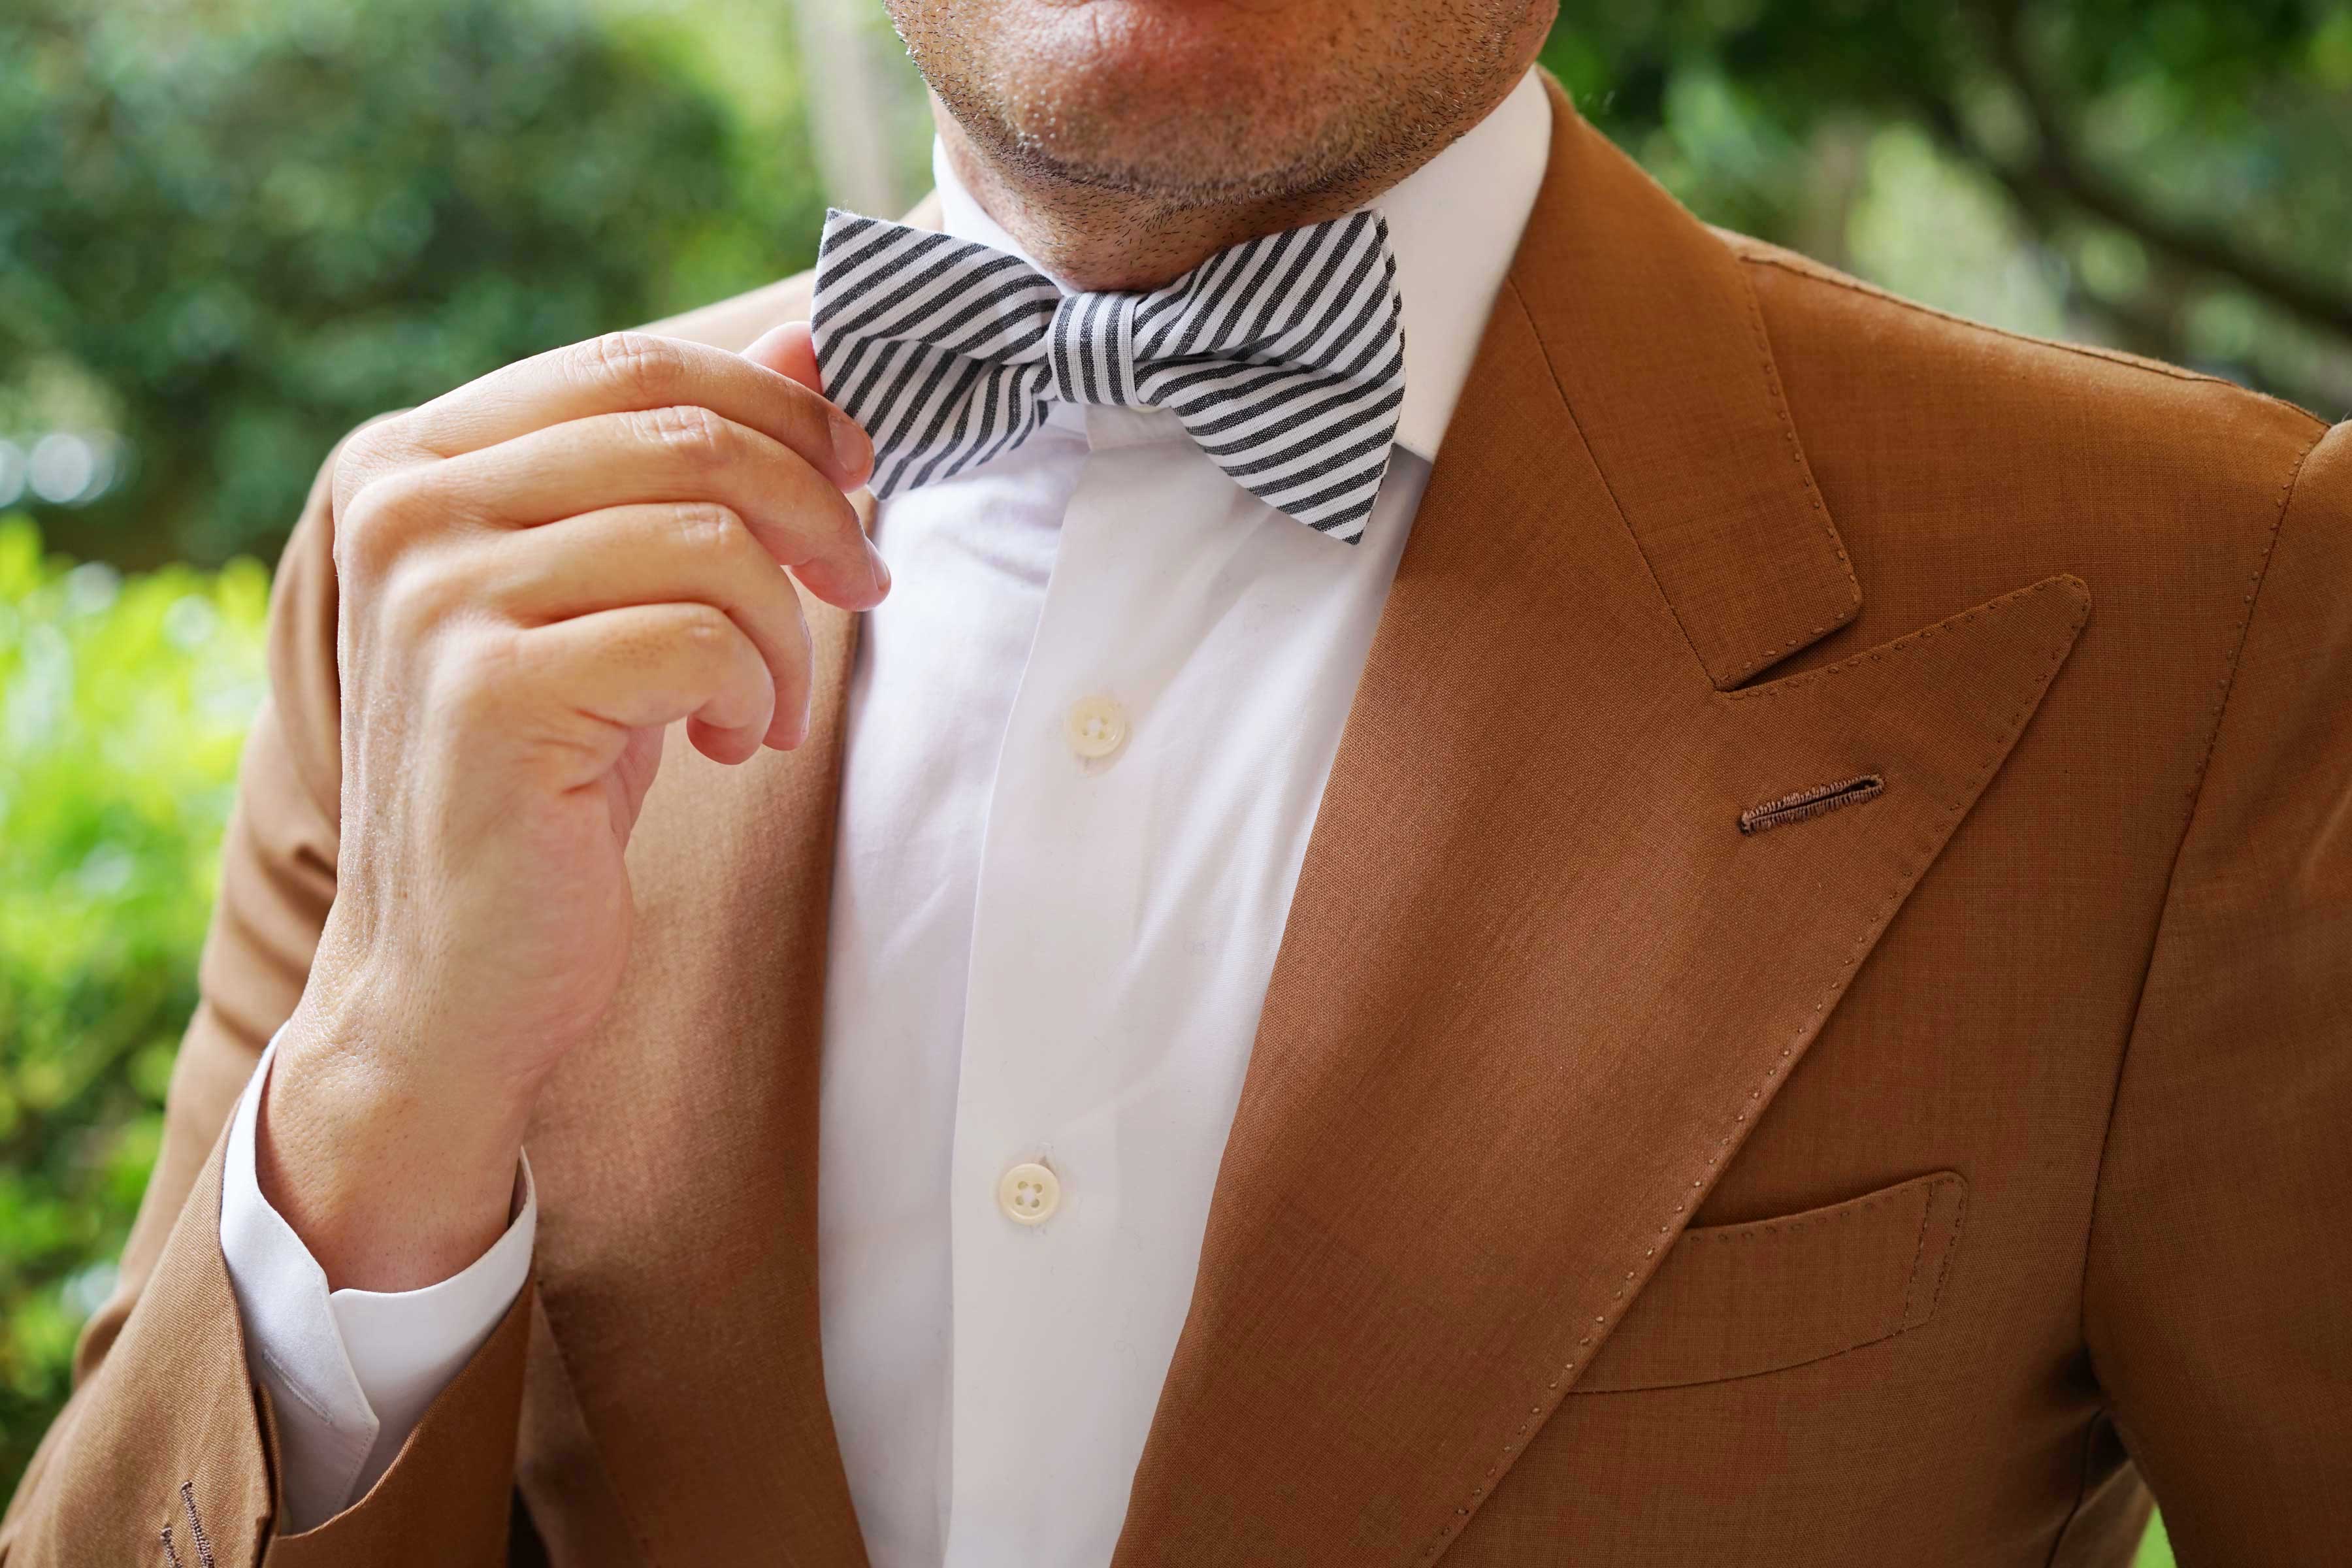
[943, 414, 1235, 1566]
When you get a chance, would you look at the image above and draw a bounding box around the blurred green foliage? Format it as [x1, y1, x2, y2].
[0, 516, 269, 1481]
[1544, 0, 2352, 416]
[1, 0, 826, 570]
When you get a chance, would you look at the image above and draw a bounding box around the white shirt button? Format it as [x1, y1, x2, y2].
[1065, 695, 1128, 760]
[997, 1162, 1061, 1226]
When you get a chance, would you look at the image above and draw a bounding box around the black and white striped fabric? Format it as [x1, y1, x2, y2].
[808, 206, 1405, 544]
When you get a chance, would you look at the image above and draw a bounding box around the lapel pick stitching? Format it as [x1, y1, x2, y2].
[1738, 772, 1884, 836]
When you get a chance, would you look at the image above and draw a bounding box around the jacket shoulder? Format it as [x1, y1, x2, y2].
[1719, 229, 2328, 445]
[1714, 229, 2332, 610]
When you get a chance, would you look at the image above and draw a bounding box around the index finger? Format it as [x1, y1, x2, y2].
[388, 329, 874, 492]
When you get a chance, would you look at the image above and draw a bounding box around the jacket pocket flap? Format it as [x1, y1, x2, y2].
[1573, 1171, 1968, 1394]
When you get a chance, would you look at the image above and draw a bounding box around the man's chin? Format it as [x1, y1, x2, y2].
[898, 0, 1506, 208]
[965, 99, 1347, 206]
[953, 61, 1348, 201]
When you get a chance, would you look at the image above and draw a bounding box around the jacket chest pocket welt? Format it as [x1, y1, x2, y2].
[1571, 1171, 1969, 1394]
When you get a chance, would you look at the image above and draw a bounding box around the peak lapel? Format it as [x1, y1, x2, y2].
[1111, 84, 2088, 1567]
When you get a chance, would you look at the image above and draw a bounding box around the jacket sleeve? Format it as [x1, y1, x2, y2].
[0, 423, 534, 1567]
[2083, 419, 2352, 1563]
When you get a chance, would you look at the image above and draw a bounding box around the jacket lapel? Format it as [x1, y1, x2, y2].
[1109, 80, 2087, 1566]
[518, 574, 872, 1566]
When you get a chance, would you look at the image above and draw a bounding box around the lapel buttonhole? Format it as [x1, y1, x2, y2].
[1738, 772, 1885, 836]
[173, 1480, 214, 1568]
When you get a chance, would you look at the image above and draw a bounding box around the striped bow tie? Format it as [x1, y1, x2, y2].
[809, 206, 1406, 544]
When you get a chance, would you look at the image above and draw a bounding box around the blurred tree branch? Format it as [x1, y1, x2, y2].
[1550, 1, 2352, 417]
[1968, 0, 2352, 341]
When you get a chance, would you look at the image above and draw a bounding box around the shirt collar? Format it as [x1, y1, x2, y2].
[930, 66, 1552, 463]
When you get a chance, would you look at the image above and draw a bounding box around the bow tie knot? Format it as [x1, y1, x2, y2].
[809, 207, 1406, 544]
[1043, 292, 1132, 407]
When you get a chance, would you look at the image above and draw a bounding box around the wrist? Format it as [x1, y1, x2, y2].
[258, 996, 536, 1292]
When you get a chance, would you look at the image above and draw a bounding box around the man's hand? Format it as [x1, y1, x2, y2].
[258, 323, 877, 1291]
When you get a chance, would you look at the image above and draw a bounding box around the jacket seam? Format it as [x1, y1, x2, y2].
[2073, 423, 2328, 1373]
[1731, 246, 2331, 433]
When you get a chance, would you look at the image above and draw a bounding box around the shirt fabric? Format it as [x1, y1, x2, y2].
[217, 65, 1553, 1559]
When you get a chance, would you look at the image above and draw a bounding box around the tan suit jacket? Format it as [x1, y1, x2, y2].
[7, 74, 2349, 1567]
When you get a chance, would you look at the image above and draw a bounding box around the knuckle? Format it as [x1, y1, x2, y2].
[670, 500, 750, 559]
[336, 422, 393, 482]
[336, 408, 419, 475]
[676, 601, 736, 649]
[580, 329, 689, 402]
[335, 467, 437, 583]
[634, 403, 731, 468]
[376, 556, 468, 635]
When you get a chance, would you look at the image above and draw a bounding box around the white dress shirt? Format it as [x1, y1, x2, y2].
[218, 66, 1552, 1560]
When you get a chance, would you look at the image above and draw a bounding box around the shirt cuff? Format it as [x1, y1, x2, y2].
[218, 1026, 537, 1532]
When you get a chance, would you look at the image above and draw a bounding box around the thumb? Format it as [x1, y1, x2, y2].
[744, 319, 824, 393]
[745, 319, 873, 491]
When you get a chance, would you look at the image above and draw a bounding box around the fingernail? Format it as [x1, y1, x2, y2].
[866, 538, 892, 595]
[828, 407, 872, 482]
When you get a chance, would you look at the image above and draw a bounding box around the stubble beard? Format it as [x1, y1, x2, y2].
[892, 1, 1533, 217]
